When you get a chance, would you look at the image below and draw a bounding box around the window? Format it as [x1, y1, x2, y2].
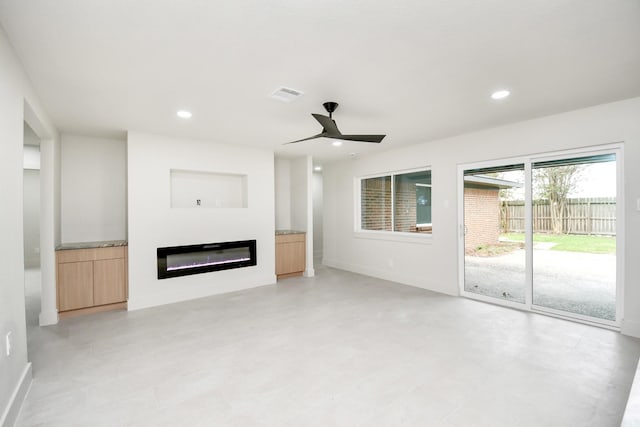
[360, 169, 432, 234]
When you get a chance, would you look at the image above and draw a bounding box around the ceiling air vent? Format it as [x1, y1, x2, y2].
[270, 86, 304, 103]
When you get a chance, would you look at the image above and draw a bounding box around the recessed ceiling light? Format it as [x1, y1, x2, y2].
[176, 110, 192, 119]
[332, 140, 343, 147]
[314, 166, 322, 171]
[491, 90, 510, 100]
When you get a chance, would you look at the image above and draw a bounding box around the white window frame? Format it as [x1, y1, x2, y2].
[354, 167, 433, 244]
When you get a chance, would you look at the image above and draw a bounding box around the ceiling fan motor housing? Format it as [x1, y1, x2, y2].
[323, 102, 339, 117]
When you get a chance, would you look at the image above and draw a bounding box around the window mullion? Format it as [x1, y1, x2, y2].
[391, 174, 395, 232]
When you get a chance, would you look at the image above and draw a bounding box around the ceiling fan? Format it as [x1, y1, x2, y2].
[285, 102, 386, 144]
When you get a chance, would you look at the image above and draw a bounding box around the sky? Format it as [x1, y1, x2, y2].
[570, 161, 616, 198]
[486, 160, 616, 200]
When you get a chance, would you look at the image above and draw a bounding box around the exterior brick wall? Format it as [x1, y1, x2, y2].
[394, 181, 417, 232]
[464, 186, 500, 251]
[361, 176, 392, 231]
[361, 175, 432, 234]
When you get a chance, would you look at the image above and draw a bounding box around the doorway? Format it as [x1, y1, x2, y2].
[459, 145, 622, 327]
[23, 122, 42, 331]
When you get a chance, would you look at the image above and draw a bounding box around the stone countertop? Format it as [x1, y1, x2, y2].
[55, 240, 128, 251]
[275, 230, 306, 235]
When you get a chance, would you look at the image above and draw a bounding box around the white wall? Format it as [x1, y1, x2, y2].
[290, 156, 308, 231]
[323, 97, 640, 337]
[170, 170, 247, 208]
[23, 169, 40, 269]
[274, 157, 291, 230]
[290, 156, 314, 276]
[23, 147, 40, 169]
[0, 25, 57, 427]
[23, 125, 40, 269]
[61, 134, 127, 243]
[37, 133, 61, 328]
[127, 132, 276, 310]
[312, 171, 323, 259]
[23, 125, 39, 169]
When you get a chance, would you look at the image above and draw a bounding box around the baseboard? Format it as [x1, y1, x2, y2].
[622, 319, 640, 338]
[1, 363, 32, 427]
[58, 302, 127, 320]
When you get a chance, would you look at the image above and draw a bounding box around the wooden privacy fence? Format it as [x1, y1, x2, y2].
[501, 197, 616, 235]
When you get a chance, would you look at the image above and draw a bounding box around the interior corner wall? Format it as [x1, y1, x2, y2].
[127, 132, 276, 310]
[0, 24, 57, 427]
[274, 157, 291, 230]
[290, 156, 309, 232]
[61, 134, 127, 243]
[23, 125, 41, 269]
[312, 171, 323, 259]
[290, 156, 314, 276]
[23, 169, 40, 268]
[322, 97, 640, 337]
[23, 126, 39, 167]
[38, 134, 61, 328]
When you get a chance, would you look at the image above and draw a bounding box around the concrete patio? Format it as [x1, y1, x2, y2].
[464, 248, 616, 321]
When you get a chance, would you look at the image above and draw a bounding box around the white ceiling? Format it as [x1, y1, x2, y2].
[1, 1, 639, 163]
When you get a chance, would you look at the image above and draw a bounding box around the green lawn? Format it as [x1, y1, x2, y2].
[502, 233, 616, 254]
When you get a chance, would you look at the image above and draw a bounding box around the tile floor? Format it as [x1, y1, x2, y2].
[17, 265, 640, 426]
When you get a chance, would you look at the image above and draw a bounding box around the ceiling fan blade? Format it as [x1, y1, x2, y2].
[335, 134, 386, 143]
[285, 104, 386, 145]
[311, 114, 341, 134]
[283, 133, 324, 145]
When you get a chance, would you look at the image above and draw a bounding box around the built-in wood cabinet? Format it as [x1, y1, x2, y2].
[94, 257, 126, 306]
[56, 245, 128, 318]
[58, 260, 94, 311]
[275, 232, 305, 279]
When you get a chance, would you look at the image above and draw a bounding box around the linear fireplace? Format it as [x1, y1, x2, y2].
[157, 240, 257, 279]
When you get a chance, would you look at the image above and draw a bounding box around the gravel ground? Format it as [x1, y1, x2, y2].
[464, 248, 616, 321]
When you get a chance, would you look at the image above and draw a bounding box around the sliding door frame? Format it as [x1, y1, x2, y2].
[457, 156, 530, 312]
[457, 143, 624, 329]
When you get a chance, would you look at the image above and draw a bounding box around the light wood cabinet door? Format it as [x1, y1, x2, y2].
[93, 258, 126, 306]
[58, 261, 94, 311]
[275, 237, 305, 276]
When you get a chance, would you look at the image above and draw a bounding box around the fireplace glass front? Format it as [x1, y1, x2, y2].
[157, 240, 256, 279]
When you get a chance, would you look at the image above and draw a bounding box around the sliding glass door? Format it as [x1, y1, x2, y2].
[531, 154, 618, 322]
[463, 164, 526, 305]
[459, 147, 621, 327]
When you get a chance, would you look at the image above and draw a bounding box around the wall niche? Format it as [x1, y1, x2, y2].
[170, 169, 247, 208]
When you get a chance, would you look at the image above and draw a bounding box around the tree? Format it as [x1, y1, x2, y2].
[533, 165, 583, 234]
